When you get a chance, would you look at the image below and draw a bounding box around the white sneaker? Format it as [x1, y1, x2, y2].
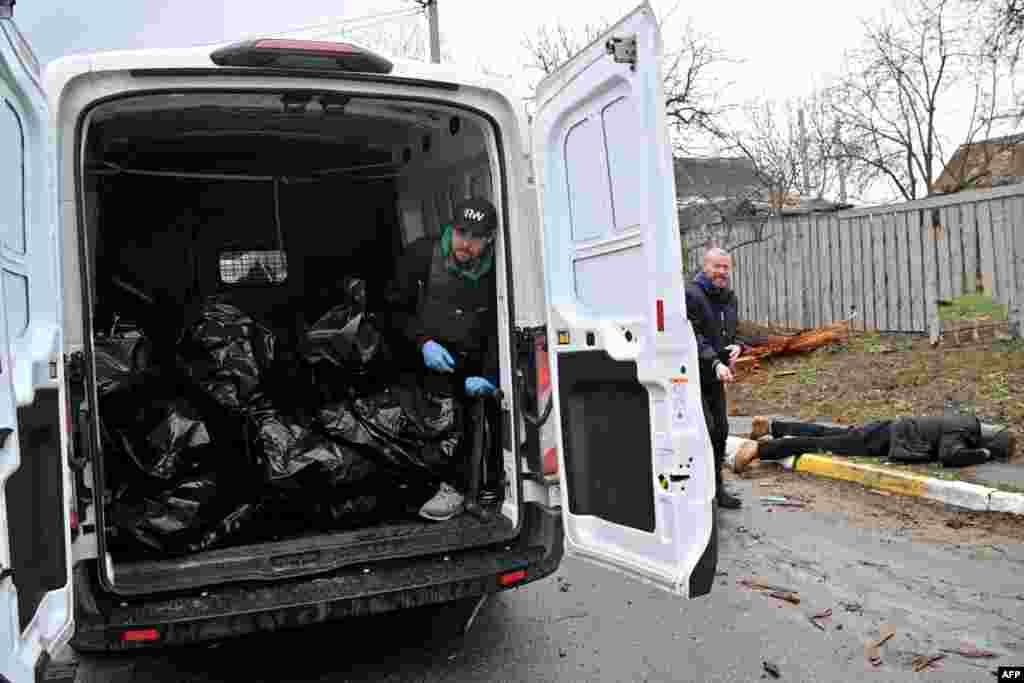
[418, 483, 465, 521]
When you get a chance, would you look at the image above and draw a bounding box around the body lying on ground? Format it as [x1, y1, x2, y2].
[731, 415, 1016, 473]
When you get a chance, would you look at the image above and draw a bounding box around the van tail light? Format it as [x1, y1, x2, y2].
[535, 334, 551, 404]
[121, 628, 160, 642]
[535, 334, 559, 477]
[499, 569, 528, 587]
[210, 39, 393, 74]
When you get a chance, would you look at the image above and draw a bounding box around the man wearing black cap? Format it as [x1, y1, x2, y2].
[386, 197, 501, 520]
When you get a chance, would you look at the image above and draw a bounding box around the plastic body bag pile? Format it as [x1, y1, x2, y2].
[100, 278, 461, 557]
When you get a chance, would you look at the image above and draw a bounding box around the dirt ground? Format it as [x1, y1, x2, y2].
[725, 332, 1024, 545]
[728, 332, 1024, 432]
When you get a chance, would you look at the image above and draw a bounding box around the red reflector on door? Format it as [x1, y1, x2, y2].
[499, 569, 527, 586]
[543, 447, 558, 476]
[121, 628, 160, 642]
[656, 299, 665, 331]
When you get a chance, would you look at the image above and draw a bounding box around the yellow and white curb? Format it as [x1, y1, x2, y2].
[725, 437, 1024, 515]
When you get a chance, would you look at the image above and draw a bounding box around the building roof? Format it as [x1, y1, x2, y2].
[933, 131, 1024, 194]
[673, 156, 762, 202]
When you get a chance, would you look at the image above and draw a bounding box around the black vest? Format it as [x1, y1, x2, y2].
[417, 243, 494, 354]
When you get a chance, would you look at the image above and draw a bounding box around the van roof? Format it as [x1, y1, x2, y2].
[44, 39, 525, 103]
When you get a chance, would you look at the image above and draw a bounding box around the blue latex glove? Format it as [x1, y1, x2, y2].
[465, 376, 497, 396]
[422, 340, 455, 373]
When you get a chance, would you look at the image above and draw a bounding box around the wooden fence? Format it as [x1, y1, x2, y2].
[681, 184, 1024, 335]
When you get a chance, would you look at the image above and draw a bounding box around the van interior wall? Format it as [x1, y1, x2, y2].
[94, 173, 400, 345]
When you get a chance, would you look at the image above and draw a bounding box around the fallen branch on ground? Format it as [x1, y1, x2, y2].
[735, 319, 853, 379]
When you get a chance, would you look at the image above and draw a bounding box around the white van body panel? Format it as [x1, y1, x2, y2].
[1, 9, 714, 677]
[0, 16, 74, 683]
[530, 3, 716, 595]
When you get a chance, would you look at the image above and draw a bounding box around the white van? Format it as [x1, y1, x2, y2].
[0, 3, 717, 679]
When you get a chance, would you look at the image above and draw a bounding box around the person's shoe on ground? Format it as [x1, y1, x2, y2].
[419, 482, 465, 521]
[717, 488, 742, 509]
[749, 415, 770, 440]
[733, 440, 760, 474]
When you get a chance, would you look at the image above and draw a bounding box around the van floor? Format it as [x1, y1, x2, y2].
[111, 511, 516, 597]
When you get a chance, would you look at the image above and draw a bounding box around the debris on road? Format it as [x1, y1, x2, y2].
[839, 601, 863, 614]
[556, 576, 571, 593]
[463, 594, 488, 635]
[913, 651, 942, 671]
[865, 624, 897, 666]
[939, 643, 999, 659]
[553, 611, 588, 624]
[760, 496, 806, 508]
[769, 591, 802, 605]
[808, 607, 833, 630]
[762, 660, 781, 678]
[739, 576, 799, 593]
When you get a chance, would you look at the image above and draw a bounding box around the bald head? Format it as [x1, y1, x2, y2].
[702, 248, 732, 289]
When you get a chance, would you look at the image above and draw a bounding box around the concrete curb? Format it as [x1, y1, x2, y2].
[791, 453, 1024, 515]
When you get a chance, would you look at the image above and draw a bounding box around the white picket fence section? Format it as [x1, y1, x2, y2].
[682, 185, 1024, 335]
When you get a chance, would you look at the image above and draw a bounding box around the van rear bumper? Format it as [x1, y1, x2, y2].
[72, 503, 563, 652]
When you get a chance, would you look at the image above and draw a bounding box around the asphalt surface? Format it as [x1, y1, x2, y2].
[71, 478, 1024, 683]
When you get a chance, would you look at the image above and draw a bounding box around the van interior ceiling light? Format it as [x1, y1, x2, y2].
[210, 39, 394, 74]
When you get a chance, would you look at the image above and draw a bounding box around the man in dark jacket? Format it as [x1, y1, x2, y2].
[385, 198, 500, 521]
[685, 247, 744, 509]
[731, 415, 1015, 472]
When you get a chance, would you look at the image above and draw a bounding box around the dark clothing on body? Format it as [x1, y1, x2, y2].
[383, 235, 499, 489]
[385, 236, 499, 389]
[759, 416, 993, 467]
[686, 272, 741, 382]
[685, 273, 743, 503]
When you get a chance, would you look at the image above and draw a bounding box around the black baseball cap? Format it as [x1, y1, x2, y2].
[453, 198, 498, 237]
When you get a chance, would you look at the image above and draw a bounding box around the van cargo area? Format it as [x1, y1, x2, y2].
[74, 92, 519, 597]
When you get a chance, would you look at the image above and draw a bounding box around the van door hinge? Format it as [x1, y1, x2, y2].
[605, 35, 637, 69]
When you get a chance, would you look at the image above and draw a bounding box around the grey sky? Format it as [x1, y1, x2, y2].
[16, 0, 888, 101]
[12, 0, 1017, 204]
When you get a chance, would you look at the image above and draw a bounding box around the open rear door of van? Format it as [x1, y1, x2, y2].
[0, 9, 73, 683]
[531, 2, 717, 597]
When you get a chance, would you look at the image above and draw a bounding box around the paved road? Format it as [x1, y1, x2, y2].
[73, 477, 1024, 682]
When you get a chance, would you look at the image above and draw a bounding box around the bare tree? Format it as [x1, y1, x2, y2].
[709, 100, 805, 215]
[522, 17, 733, 150]
[827, 0, 1006, 200]
[522, 22, 609, 75]
[969, 0, 1024, 63]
